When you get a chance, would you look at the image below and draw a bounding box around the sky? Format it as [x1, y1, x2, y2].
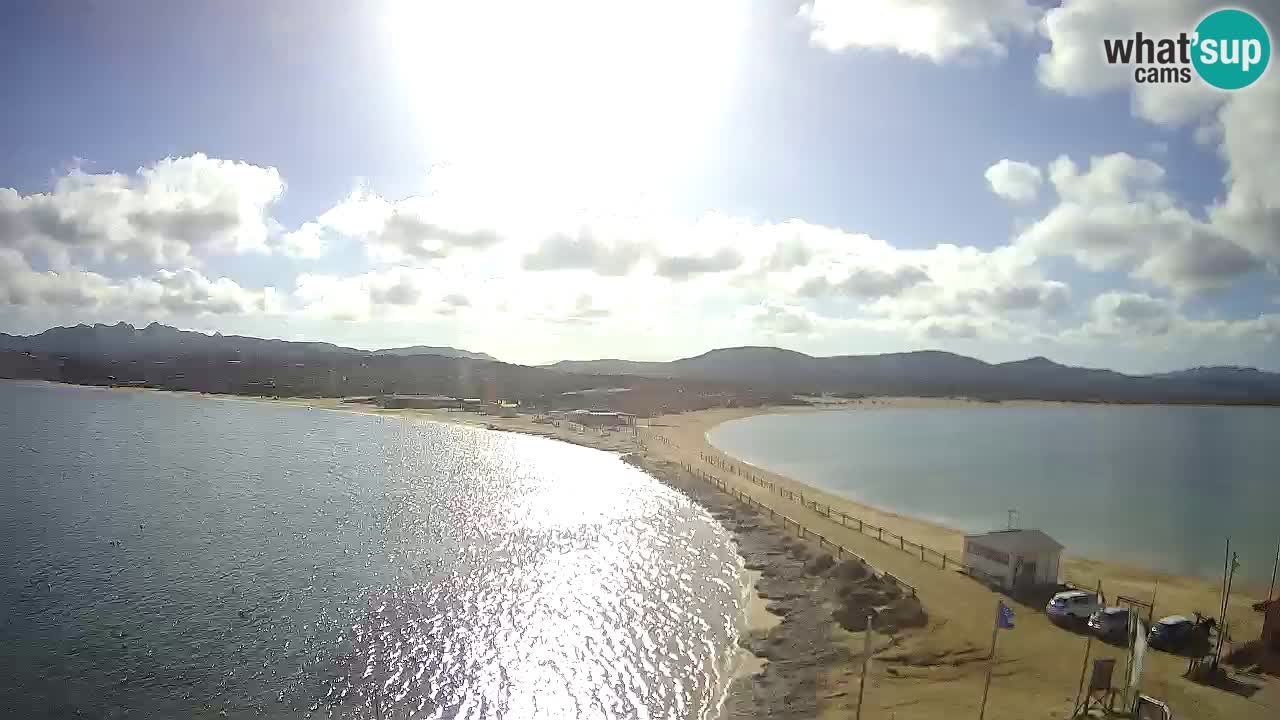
[1, 0, 1278, 372]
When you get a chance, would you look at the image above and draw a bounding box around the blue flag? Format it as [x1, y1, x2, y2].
[997, 601, 1015, 629]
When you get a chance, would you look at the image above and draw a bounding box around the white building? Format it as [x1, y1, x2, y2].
[962, 529, 1063, 592]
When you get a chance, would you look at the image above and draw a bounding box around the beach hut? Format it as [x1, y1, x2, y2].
[962, 529, 1063, 592]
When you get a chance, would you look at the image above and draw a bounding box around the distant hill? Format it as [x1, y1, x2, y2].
[549, 346, 1280, 404]
[5, 323, 1279, 406]
[374, 346, 497, 362]
[0, 322, 495, 364]
[0, 321, 778, 415]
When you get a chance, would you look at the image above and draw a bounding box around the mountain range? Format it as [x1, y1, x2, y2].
[2, 323, 1279, 406]
[0, 322, 494, 362]
[547, 346, 1280, 404]
[0, 322, 757, 415]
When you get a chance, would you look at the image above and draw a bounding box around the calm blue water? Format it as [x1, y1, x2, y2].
[1, 381, 744, 719]
[709, 406, 1280, 587]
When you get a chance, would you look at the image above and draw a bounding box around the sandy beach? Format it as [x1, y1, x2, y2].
[113, 386, 1280, 718]
[642, 401, 1277, 719]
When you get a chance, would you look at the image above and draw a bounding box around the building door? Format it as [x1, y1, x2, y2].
[1015, 559, 1037, 590]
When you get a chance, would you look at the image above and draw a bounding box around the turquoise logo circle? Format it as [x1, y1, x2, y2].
[1192, 9, 1271, 90]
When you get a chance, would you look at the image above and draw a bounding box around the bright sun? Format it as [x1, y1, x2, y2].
[383, 0, 747, 210]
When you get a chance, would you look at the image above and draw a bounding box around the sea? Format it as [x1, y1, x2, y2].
[0, 380, 746, 719]
[709, 404, 1280, 588]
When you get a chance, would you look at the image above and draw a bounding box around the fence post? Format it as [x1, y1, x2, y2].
[858, 519, 863, 532]
[942, 554, 947, 569]
[878, 528, 882, 541]
[921, 546, 925, 562]
[900, 537, 904, 551]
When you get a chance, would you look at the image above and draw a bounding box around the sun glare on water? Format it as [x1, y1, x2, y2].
[383, 0, 747, 209]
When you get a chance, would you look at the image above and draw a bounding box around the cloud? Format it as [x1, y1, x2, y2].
[985, 159, 1043, 202]
[1068, 291, 1280, 347]
[290, 267, 481, 322]
[1087, 291, 1177, 337]
[799, 265, 930, 299]
[921, 317, 983, 340]
[1036, 0, 1280, 269]
[1208, 74, 1280, 263]
[1016, 153, 1262, 293]
[277, 222, 328, 259]
[377, 212, 501, 260]
[746, 302, 817, 336]
[302, 189, 501, 264]
[655, 248, 743, 280]
[512, 293, 614, 326]
[521, 229, 646, 275]
[0, 249, 279, 316]
[367, 273, 423, 306]
[968, 281, 1071, 314]
[0, 154, 285, 268]
[798, 0, 1041, 62]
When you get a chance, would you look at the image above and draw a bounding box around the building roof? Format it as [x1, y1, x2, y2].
[389, 394, 456, 401]
[964, 528, 1064, 554]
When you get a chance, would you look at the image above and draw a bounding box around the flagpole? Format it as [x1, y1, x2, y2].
[1215, 552, 1239, 667]
[855, 613, 873, 720]
[1268, 538, 1278, 603]
[978, 599, 1001, 720]
[1072, 580, 1102, 715]
[1219, 538, 1231, 623]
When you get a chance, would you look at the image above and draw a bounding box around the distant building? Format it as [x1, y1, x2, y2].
[380, 394, 460, 410]
[567, 409, 636, 428]
[962, 529, 1063, 592]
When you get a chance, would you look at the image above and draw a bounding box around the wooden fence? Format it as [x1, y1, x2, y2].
[695, 450, 974, 576]
[681, 462, 917, 598]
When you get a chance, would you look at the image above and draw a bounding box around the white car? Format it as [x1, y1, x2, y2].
[1046, 590, 1101, 625]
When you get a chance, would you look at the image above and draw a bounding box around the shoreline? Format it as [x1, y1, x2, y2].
[697, 402, 1275, 596]
[642, 405, 1274, 718]
[21, 380, 1275, 628]
[13, 380, 1277, 717]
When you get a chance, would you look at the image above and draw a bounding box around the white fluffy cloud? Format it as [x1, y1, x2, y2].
[521, 229, 647, 276]
[798, 0, 1040, 61]
[1070, 291, 1280, 346]
[0, 155, 286, 268]
[0, 249, 280, 316]
[301, 190, 502, 264]
[1016, 153, 1262, 293]
[291, 267, 465, 322]
[745, 302, 818, 336]
[1036, 0, 1280, 272]
[985, 159, 1043, 203]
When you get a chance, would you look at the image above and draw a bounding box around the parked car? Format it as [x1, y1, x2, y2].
[1046, 590, 1101, 625]
[1088, 607, 1131, 641]
[1147, 615, 1197, 653]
